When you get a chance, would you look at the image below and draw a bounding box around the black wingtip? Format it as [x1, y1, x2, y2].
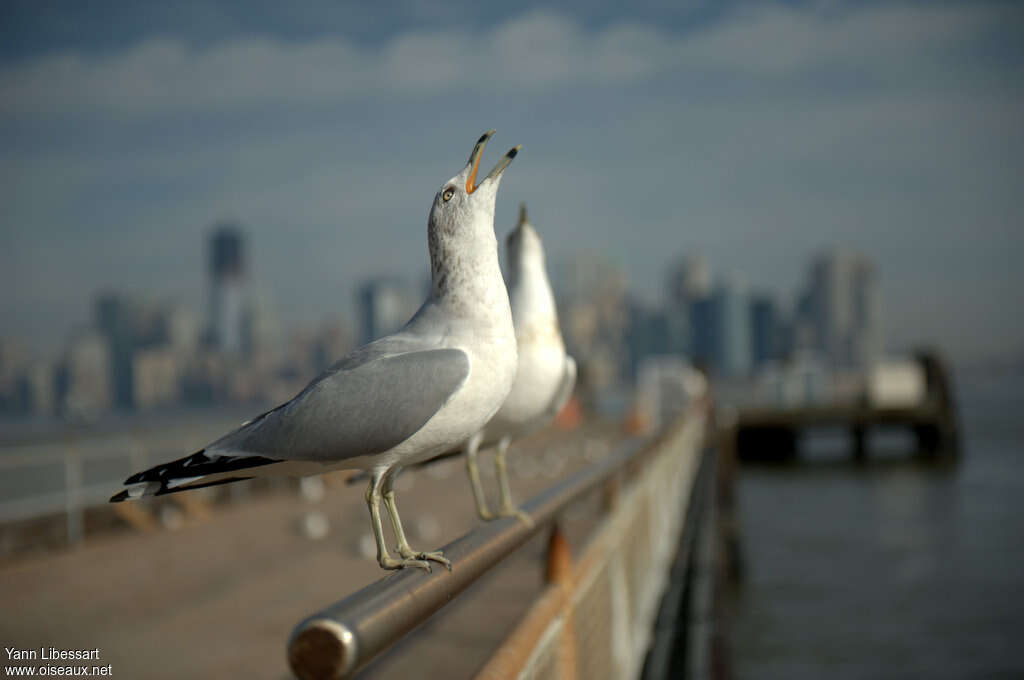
[110, 489, 130, 503]
[507, 147, 518, 159]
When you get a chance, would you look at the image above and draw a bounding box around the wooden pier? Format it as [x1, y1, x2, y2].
[732, 352, 960, 462]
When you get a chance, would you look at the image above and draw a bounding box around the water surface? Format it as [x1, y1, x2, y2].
[730, 371, 1024, 679]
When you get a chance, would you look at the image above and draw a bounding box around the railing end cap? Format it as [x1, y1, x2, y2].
[288, 617, 358, 680]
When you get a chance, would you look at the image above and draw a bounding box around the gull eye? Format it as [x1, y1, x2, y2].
[442, 187, 455, 202]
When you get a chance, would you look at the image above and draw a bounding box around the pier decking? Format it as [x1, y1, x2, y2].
[733, 353, 960, 461]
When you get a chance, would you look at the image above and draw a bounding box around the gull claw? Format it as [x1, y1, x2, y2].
[380, 556, 432, 572]
[400, 548, 452, 572]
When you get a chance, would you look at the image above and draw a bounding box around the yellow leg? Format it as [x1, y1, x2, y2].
[495, 436, 533, 527]
[382, 469, 450, 571]
[464, 432, 495, 521]
[365, 469, 429, 571]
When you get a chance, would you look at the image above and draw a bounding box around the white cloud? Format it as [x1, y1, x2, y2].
[679, 2, 999, 77]
[0, 4, 1008, 119]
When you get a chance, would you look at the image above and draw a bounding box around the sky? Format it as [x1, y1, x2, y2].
[1, 0, 1022, 364]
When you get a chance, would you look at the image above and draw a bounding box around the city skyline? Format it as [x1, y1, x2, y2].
[2, 1, 1022, 364]
[0, 218, 887, 419]
[0, 213, 1009, 367]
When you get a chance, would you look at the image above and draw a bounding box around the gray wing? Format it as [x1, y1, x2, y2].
[544, 355, 577, 417]
[209, 348, 470, 463]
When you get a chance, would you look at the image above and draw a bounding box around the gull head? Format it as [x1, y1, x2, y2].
[429, 130, 520, 237]
[506, 202, 546, 269]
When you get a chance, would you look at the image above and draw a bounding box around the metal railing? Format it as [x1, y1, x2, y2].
[0, 439, 150, 543]
[0, 410, 269, 546]
[642, 431, 717, 680]
[474, 407, 711, 680]
[288, 400, 710, 680]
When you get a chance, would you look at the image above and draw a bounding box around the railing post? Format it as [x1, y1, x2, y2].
[544, 523, 572, 585]
[544, 524, 578, 680]
[603, 475, 622, 513]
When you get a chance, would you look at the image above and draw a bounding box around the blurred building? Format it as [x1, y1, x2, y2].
[264, 320, 350, 404]
[180, 352, 229, 405]
[57, 329, 112, 419]
[240, 290, 280, 361]
[132, 347, 180, 409]
[797, 250, 882, 369]
[95, 293, 138, 409]
[310, 321, 350, 374]
[94, 294, 198, 410]
[163, 302, 199, 356]
[691, 278, 752, 379]
[635, 356, 707, 431]
[206, 224, 248, 354]
[357, 277, 415, 345]
[0, 340, 56, 416]
[663, 253, 713, 359]
[750, 293, 785, 368]
[666, 254, 712, 307]
[557, 252, 631, 407]
[0, 339, 28, 413]
[627, 299, 672, 376]
[18, 361, 56, 416]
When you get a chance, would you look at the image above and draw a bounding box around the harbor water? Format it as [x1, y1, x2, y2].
[730, 370, 1024, 679]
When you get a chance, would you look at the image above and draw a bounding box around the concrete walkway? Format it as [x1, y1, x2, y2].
[0, 425, 620, 679]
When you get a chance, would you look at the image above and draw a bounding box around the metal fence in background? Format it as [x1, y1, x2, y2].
[0, 410, 258, 545]
[0, 439, 151, 543]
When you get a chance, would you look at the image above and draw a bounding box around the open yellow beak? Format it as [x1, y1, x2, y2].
[466, 130, 520, 194]
[465, 130, 495, 194]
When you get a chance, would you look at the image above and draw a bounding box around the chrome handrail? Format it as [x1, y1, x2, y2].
[286, 435, 656, 679]
[285, 407, 713, 680]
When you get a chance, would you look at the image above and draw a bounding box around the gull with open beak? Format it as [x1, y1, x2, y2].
[111, 131, 521, 572]
[462, 203, 577, 524]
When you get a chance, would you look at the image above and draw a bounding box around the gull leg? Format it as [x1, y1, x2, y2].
[366, 468, 429, 571]
[495, 436, 534, 527]
[464, 432, 495, 520]
[382, 468, 451, 571]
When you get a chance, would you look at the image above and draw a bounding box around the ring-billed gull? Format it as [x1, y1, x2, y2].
[462, 204, 576, 525]
[111, 131, 521, 572]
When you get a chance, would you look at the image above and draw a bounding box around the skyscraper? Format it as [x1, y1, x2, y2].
[666, 254, 712, 307]
[664, 253, 713, 357]
[206, 224, 248, 353]
[798, 250, 882, 369]
[750, 294, 783, 368]
[95, 293, 136, 409]
[57, 329, 112, 419]
[626, 298, 672, 375]
[691, 277, 752, 379]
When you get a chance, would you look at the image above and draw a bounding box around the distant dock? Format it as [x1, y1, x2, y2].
[732, 352, 960, 461]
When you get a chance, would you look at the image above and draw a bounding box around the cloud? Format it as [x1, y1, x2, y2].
[679, 2, 1000, 77]
[0, 4, 1009, 119]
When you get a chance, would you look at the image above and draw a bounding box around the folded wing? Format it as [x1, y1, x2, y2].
[211, 348, 471, 462]
[113, 348, 471, 501]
